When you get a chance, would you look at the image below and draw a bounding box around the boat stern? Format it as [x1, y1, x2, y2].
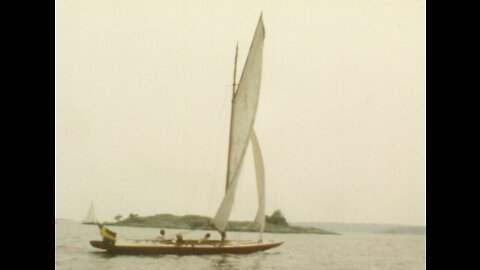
[90, 240, 111, 250]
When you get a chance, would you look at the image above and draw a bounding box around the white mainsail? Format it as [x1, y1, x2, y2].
[83, 201, 97, 223]
[213, 14, 265, 233]
[251, 130, 266, 233]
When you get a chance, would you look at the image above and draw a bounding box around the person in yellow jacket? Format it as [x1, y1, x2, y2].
[98, 223, 117, 245]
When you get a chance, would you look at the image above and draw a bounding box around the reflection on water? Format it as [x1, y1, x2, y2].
[203, 253, 270, 270]
[90, 251, 117, 259]
[211, 255, 237, 270]
[251, 253, 267, 270]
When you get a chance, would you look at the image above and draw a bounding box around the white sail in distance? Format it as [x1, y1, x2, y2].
[83, 201, 97, 223]
[214, 14, 265, 233]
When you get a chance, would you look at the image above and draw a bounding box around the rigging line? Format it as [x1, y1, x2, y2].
[207, 139, 224, 214]
[206, 95, 231, 213]
[184, 92, 230, 216]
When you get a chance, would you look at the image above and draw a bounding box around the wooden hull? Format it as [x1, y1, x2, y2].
[90, 240, 283, 255]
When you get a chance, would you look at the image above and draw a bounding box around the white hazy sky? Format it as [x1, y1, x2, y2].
[55, 0, 425, 226]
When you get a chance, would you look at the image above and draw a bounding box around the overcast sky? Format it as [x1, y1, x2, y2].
[55, 0, 425, 226]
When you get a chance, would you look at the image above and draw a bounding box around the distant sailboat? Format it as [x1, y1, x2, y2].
[83, 201, 98, 225]
[90, 14, 283, 255]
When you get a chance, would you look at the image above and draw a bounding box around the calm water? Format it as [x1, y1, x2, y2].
[55, 220, 425, 270]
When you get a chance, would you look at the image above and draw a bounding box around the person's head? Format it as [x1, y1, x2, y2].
[206, 233, 210, 237]
[160, 229, 165, 236]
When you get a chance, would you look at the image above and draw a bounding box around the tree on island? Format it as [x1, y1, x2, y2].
[114, 214, 123, 222]
[265, 210, 288, 226]
[127, 213, 144, 223]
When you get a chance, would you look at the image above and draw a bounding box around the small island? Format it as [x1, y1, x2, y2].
[108, 210, 338, 235]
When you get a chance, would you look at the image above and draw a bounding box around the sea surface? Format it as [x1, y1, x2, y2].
[55, 220, 425, 270]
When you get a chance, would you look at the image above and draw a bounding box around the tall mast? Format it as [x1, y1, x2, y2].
[225, 42, 239, 192]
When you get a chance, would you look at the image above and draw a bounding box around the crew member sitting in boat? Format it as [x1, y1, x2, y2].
[157, 229, 165, 240]
[98, 224, 117, 245]
[202, 233, 211, 241]
[176, 233, 184, 243]
[221, 231, 226, 242]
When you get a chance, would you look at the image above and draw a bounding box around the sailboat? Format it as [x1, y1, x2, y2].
[83, 201, 98, 225]
[90, 14, 283, 255]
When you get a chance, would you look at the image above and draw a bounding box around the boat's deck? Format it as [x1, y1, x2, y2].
[90, 239, 284, 255]
[116, 239, 271, 247]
